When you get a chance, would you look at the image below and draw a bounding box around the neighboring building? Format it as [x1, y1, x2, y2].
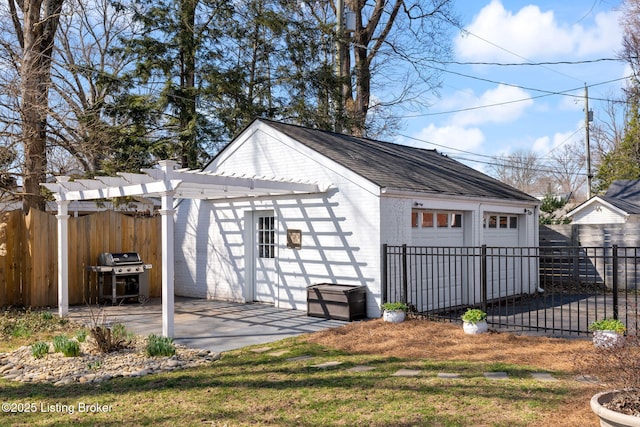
[567, 179, 640, 224]
[174, 119, 540, 317]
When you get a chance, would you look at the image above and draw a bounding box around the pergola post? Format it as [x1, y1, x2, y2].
[159, 160, 177, 338]
[41, 159, 323, 337]
[56, 200, 70, 317]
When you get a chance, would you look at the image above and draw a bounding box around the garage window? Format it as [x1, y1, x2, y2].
[411, 209, 462, 229]
[484, 214, 518, 230]
[451, 213, 462, 228]
[436, 213, 448, 227]
[422, 212, 434, 227]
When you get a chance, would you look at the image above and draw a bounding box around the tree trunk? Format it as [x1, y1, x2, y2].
[13, 0, 65, 212]
[178, 0, 198, 168]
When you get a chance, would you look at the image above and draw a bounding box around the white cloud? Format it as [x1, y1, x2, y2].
[455, 0, 622, 62]
[411, 124, 485, 153]
[531, 128, 582, 155]
[451, 84, 533, 127]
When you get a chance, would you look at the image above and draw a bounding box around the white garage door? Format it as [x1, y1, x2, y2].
[410, 211, 464, 312]
[483, 213, 521, 299]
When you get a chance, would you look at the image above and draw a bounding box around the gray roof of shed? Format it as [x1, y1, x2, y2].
[602, 179, 640, 214]
[259, 120, 536, 202]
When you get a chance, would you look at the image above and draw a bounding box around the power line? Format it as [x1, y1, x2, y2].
[397, 132, 589, 176]
[448, 154, 589, 177]
[395, 75, 631, 119]
[455, 26, 582, 82]
[430, 57, 626, 67]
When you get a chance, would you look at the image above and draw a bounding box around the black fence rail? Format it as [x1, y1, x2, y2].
[382, 244, 640, 336]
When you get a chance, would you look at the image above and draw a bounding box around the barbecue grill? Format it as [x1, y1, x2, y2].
[88, 252, 152, 304]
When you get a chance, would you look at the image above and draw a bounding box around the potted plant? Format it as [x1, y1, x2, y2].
[580, 334, 640, 426]
[381, 302, 408, 323]
[461, 308, 488, 334]
[589, 318, 626, 348]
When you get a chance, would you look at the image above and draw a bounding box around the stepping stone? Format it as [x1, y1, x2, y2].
[311, 361, 343, 368]
[531, 372, 557, 382]
[347, 365, 376, 373]
[392, 369, 421, 377]
[286, 355, 314, 362]
[437, 373, 460, 379]
[267, 350, 290, 357]
[484, 372, 508, 380]
[251, 346, 272, 353]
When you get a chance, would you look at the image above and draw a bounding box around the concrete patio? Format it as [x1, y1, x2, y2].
[65, 297, 349, 353]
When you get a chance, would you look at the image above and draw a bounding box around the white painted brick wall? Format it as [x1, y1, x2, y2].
[175, 122, 541, 318]
[176, 123, 383, 317]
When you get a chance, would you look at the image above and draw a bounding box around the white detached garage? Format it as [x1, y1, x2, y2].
[175, 119, 540, 318]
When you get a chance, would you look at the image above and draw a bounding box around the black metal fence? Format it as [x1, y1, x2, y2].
[382, 244, 640, 336]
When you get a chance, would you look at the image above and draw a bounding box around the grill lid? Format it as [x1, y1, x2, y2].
[98, 252, 143, 266]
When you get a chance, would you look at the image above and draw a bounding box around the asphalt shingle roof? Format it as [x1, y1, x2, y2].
[262, 120, 536, 202]
[601, 179, 640, 214]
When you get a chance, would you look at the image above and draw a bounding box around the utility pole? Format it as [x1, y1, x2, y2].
[585, 84, 593, 199]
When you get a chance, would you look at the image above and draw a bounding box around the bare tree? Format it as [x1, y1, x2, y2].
[621, 0, 640, 86]
[311, 0, 458, 137]
[489, 150, 541, 194]
[8, 0, 65, 211]
[590, 96, 627, 193]
[548, 141, 587, 200]
[48, 0, 155, 174]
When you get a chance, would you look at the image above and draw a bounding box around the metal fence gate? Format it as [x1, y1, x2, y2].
[382, 244, 640, 336]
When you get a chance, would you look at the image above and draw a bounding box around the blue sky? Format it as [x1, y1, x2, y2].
[395, 0, 627, 175]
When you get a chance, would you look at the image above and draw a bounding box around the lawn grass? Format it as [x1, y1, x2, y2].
[0, 310, 594, 426]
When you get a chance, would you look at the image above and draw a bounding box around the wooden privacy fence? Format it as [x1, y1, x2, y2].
[0, 210, 161, 308]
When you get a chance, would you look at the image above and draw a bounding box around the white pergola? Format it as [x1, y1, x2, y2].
[42, 160, 327, 337]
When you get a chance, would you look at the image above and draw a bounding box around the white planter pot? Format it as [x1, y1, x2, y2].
[593, 330, 625, 348]
[383, 310, 406, 323]
[463, 320, 488, 335]
[591, 390, 640, 427]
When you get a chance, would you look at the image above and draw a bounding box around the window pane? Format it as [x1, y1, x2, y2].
[411, 211, 418, 228]
[489, 216, 497, 228]
[422, 212, 434, 227]
[451, 213, 462, 228]
[258, 215, 275, 258]
[509, 216, 518, 229]
[499, 216, 508, 228]
[437, 213, 448, 227]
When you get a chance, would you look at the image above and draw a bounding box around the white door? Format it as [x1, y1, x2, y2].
[252, 211, 276, 304]
[483, 213, 521, 299]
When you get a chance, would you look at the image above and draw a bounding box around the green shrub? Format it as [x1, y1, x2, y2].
[589, 318, 626, 334]
[60, 340, 80, 357]
[146, 334, 176, 357]
[53, 335, 69, 353]
[52, 335, 80, 357]
[111, 323, 131, 341]
[41, 311, 53, 321]
[76, 330, 87, 342]
[461, 308, 487, 324]
[381, 302, 408, 312]
[31, 341, 49, 359]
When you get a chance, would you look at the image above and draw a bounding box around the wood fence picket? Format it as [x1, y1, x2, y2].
[0, 210, 161, 307]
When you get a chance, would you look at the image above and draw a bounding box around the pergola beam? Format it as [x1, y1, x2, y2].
[42, 160, 328, 338]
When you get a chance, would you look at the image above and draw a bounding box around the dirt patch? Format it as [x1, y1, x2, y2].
[304, 318, 602, 427]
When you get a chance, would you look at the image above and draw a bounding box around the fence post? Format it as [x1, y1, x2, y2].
[402, 244, 408, 304]
[481, 244, 487, 312]
[612, 244, 619, 320]
[381, 244, 388, 305]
